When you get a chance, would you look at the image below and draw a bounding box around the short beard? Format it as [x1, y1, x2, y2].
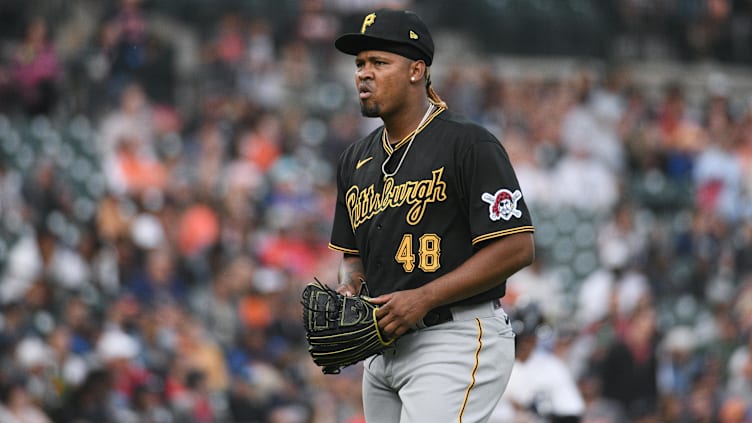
[360, 102, 380, 118]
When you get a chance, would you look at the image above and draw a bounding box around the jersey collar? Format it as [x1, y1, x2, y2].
[381, 105, 445, 155]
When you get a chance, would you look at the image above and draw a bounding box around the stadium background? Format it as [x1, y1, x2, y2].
[1, 0, 752, 422]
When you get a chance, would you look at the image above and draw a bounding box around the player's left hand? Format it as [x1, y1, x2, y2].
[369, 289, 433, 339]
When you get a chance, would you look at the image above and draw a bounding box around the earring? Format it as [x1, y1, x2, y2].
[411, 77, 415, 81]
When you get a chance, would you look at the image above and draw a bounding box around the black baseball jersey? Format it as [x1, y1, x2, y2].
[329, 107, 535, 306]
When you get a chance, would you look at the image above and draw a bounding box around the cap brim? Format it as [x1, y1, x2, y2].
[335, 33, 433, 65]
[335, 33, 403, 56]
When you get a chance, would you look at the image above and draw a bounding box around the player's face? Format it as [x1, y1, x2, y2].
[354, 50, 412, 118]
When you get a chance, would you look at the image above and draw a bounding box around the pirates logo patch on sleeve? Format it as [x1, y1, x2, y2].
[481, 189, 523, 221]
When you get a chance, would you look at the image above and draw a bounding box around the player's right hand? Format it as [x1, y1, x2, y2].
[369, 289, 432, 339]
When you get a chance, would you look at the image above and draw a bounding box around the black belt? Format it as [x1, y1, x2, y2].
[420, 299, 502, 328]
[421, 307, 453, 327]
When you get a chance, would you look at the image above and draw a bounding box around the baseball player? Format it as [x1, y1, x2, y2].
[329, 9, 536, 423]
[490, 303, 585, 423]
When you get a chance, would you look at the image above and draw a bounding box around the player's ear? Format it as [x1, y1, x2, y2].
[409, 60, 426, 83]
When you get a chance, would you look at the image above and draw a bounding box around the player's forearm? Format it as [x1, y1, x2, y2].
[419, 232, 534, 309]
[338, 254, 366, 295]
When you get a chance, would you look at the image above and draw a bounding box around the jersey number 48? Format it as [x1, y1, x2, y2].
[395, 233, 441, 273]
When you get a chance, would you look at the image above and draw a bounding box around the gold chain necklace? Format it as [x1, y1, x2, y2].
[381, 103, 435, 179]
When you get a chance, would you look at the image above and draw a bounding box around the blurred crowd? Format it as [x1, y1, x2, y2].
[0, 0, 752, 422]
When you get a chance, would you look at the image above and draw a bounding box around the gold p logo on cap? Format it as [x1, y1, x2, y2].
[409, 30, 418, 40]
[361, 13, 376, 33]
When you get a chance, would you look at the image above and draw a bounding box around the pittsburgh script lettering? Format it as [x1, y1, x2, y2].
[346, 168, 447, 229]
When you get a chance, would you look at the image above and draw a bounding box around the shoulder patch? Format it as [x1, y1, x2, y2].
[481, 189, 523, 221]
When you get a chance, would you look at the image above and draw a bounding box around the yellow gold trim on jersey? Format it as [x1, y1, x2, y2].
[345, 168, 447, 230]
[458, 318, 483, 422]
[382, 106, 445, 154]
[328, 243, 359, 255]
[471, 226, 535, 245]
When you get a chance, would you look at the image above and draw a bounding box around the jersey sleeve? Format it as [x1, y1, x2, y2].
[460, 138, 534, 245]
[329, 156, 359, 255]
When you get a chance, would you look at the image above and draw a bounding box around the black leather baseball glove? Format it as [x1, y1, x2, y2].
[301, 278, 394, 374]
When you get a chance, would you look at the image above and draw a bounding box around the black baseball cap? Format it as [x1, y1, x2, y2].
[335, 9, 434, 66]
